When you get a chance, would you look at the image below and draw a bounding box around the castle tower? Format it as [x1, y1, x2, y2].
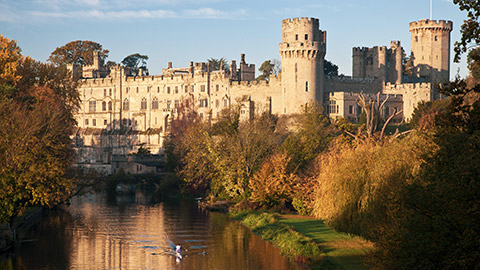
[409, 19, 452, 83]
[279, 17, 326, 114]
[390, 40, 403, 84]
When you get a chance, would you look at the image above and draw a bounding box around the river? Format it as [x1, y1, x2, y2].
[0, 192, 303, 269]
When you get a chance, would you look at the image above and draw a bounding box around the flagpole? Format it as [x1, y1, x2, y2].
[430, 0, 433, 20]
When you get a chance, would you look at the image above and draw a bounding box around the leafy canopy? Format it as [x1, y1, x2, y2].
[48, 40, 109, 66]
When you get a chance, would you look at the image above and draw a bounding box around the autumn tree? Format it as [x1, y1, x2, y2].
[0, 35, 80, 224]
[249, 152, 298, 208]
[48, 40, 109, 66]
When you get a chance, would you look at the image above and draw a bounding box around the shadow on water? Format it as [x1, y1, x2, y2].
[0, 191, 304, 270]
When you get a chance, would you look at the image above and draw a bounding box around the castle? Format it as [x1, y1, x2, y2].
[72, 17, 452, 174]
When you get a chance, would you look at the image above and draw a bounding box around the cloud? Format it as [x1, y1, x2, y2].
[182, 7, 247, 19]
[26, 7, 246, 21]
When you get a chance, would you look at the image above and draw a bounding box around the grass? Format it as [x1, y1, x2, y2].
[280, 215, 374, 270]
[229, 211, 322, 264]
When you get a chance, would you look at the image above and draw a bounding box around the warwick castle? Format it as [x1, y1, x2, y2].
[72, 17, 452, 174]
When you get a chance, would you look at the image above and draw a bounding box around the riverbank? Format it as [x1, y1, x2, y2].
[229, 211, 373, 269]
[0, 207, 43, 254]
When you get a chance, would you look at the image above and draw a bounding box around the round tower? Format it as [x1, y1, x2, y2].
[279, 17, 326, 114]
[409, 19, 452, 83]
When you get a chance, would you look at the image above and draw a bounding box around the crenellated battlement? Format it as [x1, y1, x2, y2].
[282, 17, 319, 26]
[409, 19, 452, 31]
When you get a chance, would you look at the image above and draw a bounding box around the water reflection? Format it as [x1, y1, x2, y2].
[1, 193, 303, 270]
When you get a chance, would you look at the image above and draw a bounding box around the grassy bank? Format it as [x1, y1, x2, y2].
[280, 215, 374, 270]
[229, 211, 321, 265]
[230, 211, 373, 269]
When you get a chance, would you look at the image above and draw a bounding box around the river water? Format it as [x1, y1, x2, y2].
[1, 192, 303, 270]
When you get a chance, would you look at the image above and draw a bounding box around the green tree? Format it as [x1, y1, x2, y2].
[281, 102, 335, 169]
[48, 40, 109, 66]
[207, 57, 229, 72]
[122, 53, 149, 69]
[452, 0, 480, 62]
[324, 59, 338, 77]
[467, 47, 480, 83]
[256, 59, 281, 81]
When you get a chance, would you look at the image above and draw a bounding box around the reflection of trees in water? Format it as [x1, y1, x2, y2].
[6, 208, 74, 270]
[211, 213, 297, 270]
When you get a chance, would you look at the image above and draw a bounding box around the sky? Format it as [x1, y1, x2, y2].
[0, 0, 471, 78]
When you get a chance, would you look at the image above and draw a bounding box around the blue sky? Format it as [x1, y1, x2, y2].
[0, 0, 470, 78]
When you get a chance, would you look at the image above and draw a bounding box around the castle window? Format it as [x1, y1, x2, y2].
[200, 98, 208, 107]
[102, 101, 107, 111]
[191, 85, 195, 92]
[201, 85, 206, 92]
[224, 99, 228, 107]
[104, 119, 107, 126]
[305, 34, 308, 40]
[305, 81, 309, 92]
[108, 101, 112, 111]
[435, 36, 437, 41]
[216, 85, 219, 91]
[104, 89, 106, 97]
[123, 99, 129, 111]
[92, 119, 96, 126]
[349, 105, 354, 114]
[136, 87, 139, 93]
[175, 86, 178, 94]
[109, 89, 112, 96]
[141, 98, 147, 110]
[157, 86, 160, 93]
[152, 97, 159, 110]
[216, 99, 219, 108]
[167, 87, 171, 94]
[185, 85, 188, 93]
[175, 100, 179, 108]
[89, 100, 96, 112]
[295, 34, 298, 41]
[415, 36, 418, 42]
[85, 119, 89, 126]
[328, 100, 337, 114]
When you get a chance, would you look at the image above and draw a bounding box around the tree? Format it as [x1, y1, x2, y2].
[403, 52, 414, 77]
[48, 40, 109, 66]
[324, 59, 338, 77]
[122, 53, 149, 69]
[207, 57, 229, 72]
[452, 0, 480, 62]
[281, 102, 335, 169]
[256, 59, 281, 81]
[0, 37, 80, 224]
[0, 35, 22, 85]
[467, 47, 480, 83]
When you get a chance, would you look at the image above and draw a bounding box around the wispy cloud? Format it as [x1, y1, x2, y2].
[27, 7, 246, 20]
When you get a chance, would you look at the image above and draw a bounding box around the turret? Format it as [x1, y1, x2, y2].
[409, 19, 452, 83]
[279, 17, 326, 114]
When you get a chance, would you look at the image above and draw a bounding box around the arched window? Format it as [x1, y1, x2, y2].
[141, 98, 147, 110]
[108, 101, 112, 111]
[152, 97, 159, 110]
[123, 99, 129, 111]
[102, 101, 106, 111]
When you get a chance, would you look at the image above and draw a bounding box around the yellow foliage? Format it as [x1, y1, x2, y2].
[0, 35, 22, 84]
[312, 133, 435, 238]
[249, 152, 298, 207]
